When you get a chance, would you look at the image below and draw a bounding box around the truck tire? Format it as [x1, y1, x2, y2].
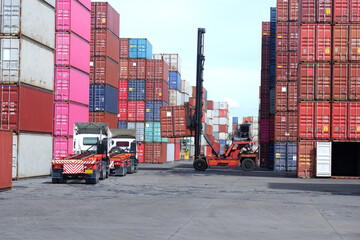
[193, 159, 207, 171]
[110, 147, 123, 153]
[100, 161, 106, 180]
[241, 158, 255, 171]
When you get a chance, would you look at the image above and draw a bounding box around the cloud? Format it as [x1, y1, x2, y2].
[224, 97, 240, 108]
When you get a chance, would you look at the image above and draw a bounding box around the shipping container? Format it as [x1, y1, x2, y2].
[53, 102, 89, 136]
[275, 112, 298, 141]
[53, 136, 73, 159]
[268, 143, 275, 169]
[153, 53, 181, 73]
[127, 101, 145, 122]
[118, 79, 128, 100]
[287, 142, 297, 171]
[297, 141, 316, 178]
[167, 143, 175, 162]
[137, 142, 144, 163]
[119, 59, 129, 79]
[144, 143, 167, 163]
[260, 118, 270, 143]
[117, 121, 127, 129]
[274, 142, 287, 171]
[120, 38, 129, 59]
[129, 38, 152, 59]
[128, 80, 145, 101]
[277, 0, 288, 22]
[169, 71, 181, 91]
[0, 38, 54, 91]
[317, 0, 332, 23]
[0, 130, 12, 191]
[276, 22, 288, 51]
[174, 143, 181, 161]
[89, 112, 117, 129]
[145, 122, 162, 142]
[127, 122, 145, 142]
[54, 67, 89, 105]
[349, 63, 360, 100]
[260, 143, 269, 168]
[0, 85, 53, 133]
[349, 25, 360, 61]
[276, 82, 298, 111]
[89, 84, 118, 114]
[146, 59, 169, 81]
[270, 88, 276, 114]
[334, 0, 350, 23]
[333, 25, 349, 62]
[129, 59, 146, 80]
[56, 0, 91, 42]
[90, 57, 119, 88]
[15, 133, 53, 178]
[146, 80, 169, 102]
[160, 105, 194, 138]
[169, 89, 182, 106]
[299, 0, 316, 23]
[333, 63, 349, 100]
[91, 29, 119, 62]
[0, 0, 55, 48]
[145, 101, 166, 122]
[117, 100, 127, 121]
[276, 52, 288, 81]
[55, 32, 90, 73]
[91, 2, 120, 36]
[332, 102, 360, 140]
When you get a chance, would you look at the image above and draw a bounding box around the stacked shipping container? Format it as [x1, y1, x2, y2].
[54, 0, 91, 159]
[89, 2, 119, 129]
[0, 0, 56, 178]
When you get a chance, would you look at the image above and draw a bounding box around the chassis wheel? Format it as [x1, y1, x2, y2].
[241, 158, 255, 171]
[100, 161, 106, 180]
[193, 159, 207, 171]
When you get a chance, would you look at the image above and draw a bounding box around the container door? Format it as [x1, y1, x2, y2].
[12, 133, 17, 179]
[316, 142, 332, 177]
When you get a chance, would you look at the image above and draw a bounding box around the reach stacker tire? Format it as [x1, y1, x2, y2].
[193, 159, 207, 171]
[241, 158, 255, 172]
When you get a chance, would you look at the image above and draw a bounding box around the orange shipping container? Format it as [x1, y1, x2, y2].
[119, 59, 129, 79]
[297, 141, 316, 178]
[144, 143, 167, 163]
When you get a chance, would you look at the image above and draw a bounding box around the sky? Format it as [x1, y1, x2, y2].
[96, 0, 276, 123]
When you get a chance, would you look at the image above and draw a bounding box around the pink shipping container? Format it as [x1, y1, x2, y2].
[128, 101, 145, 122]
[55, 32, 90, 73]
[120, 38, 129, 59]
[77, 0, 91, 10]
[54, 67, 89, 105]
[91, 2, 120, 36]
[53, 102, 89, 136]
[53, 137, 73, 159]
[56, 0, 91, 42]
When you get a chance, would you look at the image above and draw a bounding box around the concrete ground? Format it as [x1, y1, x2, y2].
[0, 161, 360, 240]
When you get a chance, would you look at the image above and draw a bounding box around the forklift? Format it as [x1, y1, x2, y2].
[191, 28, 258, 171]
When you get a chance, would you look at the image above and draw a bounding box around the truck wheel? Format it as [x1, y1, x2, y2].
[242, 158, 255, 171]
[52, 178, 59, 184]
[106, 168, 110, 178]
[100, 161, 106, 180]
[193, 159, 207, 171]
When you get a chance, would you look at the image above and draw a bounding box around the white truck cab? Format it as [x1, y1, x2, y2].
[108, 129, 137, 157]
[73, 122, 109, 154]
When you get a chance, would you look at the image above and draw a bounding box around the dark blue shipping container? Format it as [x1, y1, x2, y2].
[274, 143, 287, 172]
[129, 38, 152, 59]
[117, 122, 127, 129]
[89, 84, 118, 114]
[268, 143, 274, 170]
[270, 36, 276, 62]
[145, 101, 167, 122]
[169, 72, 181, 91]
[219, 140, 226, 147]
[128, 80, 145, 100]
[270, 7, 277, 32]
[270, 88, 275, 114]
[269, 62, 276, 88]
[286, 142, 297, 171]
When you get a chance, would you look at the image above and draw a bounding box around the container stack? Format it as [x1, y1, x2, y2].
[0, 0, 55, 178]
[54, 0, 91, 159]
[259, 21, 271, 168]
[243, 116, 259, 151]
[89, 2, 119, 129]
[212, 102, 230, 154]
[232, 117, 239, 136]
[273, 0, 299, 172]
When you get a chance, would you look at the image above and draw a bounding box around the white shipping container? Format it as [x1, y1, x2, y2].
[213, 110, 220, 117]
[0, 38, 54, 90]
[43, 0, 56, 8]
[219, 102, 228, 110]
[218, 132, 229, 140]
[153, 53, 181, 73]
[213, 117, 220, 125]
[169, 89, 182, 106]
[205, 116, 209, 124]
[14, 133, 53, 178]
[127, 122, 144, 142]
[0, 0, 55, 48]
[167, 143, 174, 162]
[12, 133, 17, 178]
[207, 110, 213, 119]
[181, 93, 185, 105]
[209, 118, 213, 125]
[213, 125, 219, 132]
[184, 94, 189, 103]
[213, 102, 220, 110]
[219, 117, 229, 125]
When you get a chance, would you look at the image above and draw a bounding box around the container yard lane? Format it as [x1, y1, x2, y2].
[1, 161, 360, 240]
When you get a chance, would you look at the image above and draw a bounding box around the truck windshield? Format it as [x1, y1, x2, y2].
[83, 137, 98, 145]
[116, 142, 129, 147]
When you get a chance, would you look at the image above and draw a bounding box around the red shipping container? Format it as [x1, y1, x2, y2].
[91, 2, 120, 36]
[277, 0, 289, 22]
[219, 109, 228, 118]
[349, 25, 360, 61]
[276, 52, 288, 81]
[137, 142, 144, 163]
[276, 82, 298, 112]
[189, 97, 196, 107]
[129, 59, 146, 80]
[261, 69, 270, 93]
[275, 112, 298, 142]
[350, 0, 360, 22]
[90, 56, 119, 88]
[127, 101, 145, 122]
[219, 125, 228, 133]
[289, 0, 299, 21]
[289, 22, 298, 51]
[334, 0, 350, 23]
[160, 105, 194, 138]
[298, 102, 331, 140]
[348, 102, 360, 139]
[260, 143, 269, 168]
[300, 0, 316, 23]
[297, 141, 316, 178]
[317, 24, 332, 61]
[276, 22, 288, 51]
[333, 64, 349, 100]
[299, 63, 315, 100]
[289, 52, 298, 81]
[0, 130, 12, 191]
[91, 29, 119, 62]
[261, 94, 270, 119]
[0, 85, 53, 133]
[332, 102, 348, 140]
[144, 143, 167, 163]
[349, 63, 360, 100]
[174, 143, 181, 161]
[118, 80, 128, 100]
[317, 0, 332, 22]
[120, 59, 129, 80]
[89, 112, 117, 129]
[146, 59, 169, 82]
[207, 100, 214, 110]
[117, 100, 128, 121]
[333, 25, 349, 62]
[316, 63, 331, 100]
[206, 125, 213, 135]
[300, 25, 316, 61]
[260, 118, 270, 143]
[146, 80, 169, 103]
[300, 24, 331, 61]
[120, 38, 129, 59]
[299, 63, 331, 100]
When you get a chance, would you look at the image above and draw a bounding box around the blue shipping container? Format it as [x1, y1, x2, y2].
[169, 71, 181, 91]
[269, 62, 276, 88]
[286, 142, 297, 171]
[219, 140, 226, 147]
[129, 38, 153, 59]
[268, 143, 274, 170]
[232, 117, 238, 124]
[145, 101, 166, 122]
[270, 7, 277, 31]
[270, 88, 275, 114]
[117, 122, 127, 129]
[89, 84, 118, 114]
[274, 143, 287, 172]
[128, 80, 145, 100]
